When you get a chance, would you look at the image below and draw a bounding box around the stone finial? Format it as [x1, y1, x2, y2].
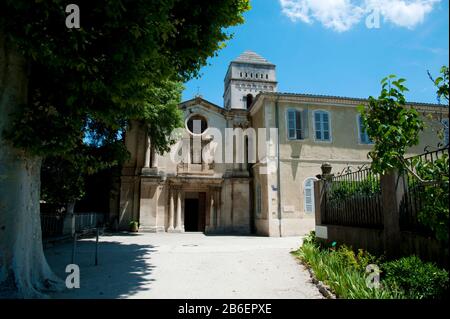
[320, 163, 332, 179]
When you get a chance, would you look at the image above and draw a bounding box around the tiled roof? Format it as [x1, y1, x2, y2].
[259, 92, 445, 108]
[233, 51, 273, 65]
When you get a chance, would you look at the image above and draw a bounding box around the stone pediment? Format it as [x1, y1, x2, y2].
[179, 97, 226, 116]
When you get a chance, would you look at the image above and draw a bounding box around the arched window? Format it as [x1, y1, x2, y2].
[304, 178, 317, 213]
[246, 94, 254, 109]
[186, 114, 207, 135]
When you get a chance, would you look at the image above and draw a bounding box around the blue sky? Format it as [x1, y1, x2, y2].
[182, 0, 449, 106]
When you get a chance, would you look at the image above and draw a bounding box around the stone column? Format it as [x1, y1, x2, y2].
[175, 190, 183, 232]
[144, 136, 151, 168]
[151, 146, 159, 168]
[216, 188, 221, 229]
[167, 189, 175, 232]
[209, 191, 216, 229]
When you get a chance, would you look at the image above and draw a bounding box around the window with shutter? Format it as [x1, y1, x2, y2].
[314, 111, 331, 141]
[358, 115, 373, 144]
[287, 109, 306, 140]
[304, 178, 316, 213]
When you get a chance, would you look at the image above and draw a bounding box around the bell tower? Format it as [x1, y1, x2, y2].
[223, 51, 277, 110]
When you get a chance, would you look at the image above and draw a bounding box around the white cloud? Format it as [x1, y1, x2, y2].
[279, 0, 441, 32]
[367, 0, 440, 29]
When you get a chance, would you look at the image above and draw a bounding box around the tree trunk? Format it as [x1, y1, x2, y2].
[0, 31, 63, 298]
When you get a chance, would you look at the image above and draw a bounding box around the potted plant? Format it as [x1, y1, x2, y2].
[129, 221, 140, 232]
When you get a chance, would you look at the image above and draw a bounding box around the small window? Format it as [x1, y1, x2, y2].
[246, 94, 253, 109]
[358, 115, 373, 144]
[314, 111, 331, 141]
[287, 109, 308, 140]
[266, 74, 268, 79]
[250, 73, 253, 78]
[442, 118, 449, 145]
[255, 74, 259, 79]
[304, 178, 316, 213]
[245, 73, 247, 77]
[240, 72, 242, 77]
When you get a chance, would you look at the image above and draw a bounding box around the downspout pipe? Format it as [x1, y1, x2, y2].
[274, 97, 282, 237]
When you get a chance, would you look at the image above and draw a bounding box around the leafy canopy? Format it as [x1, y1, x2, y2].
[0, 0, 250, 157]
[358, 75, 424, 174]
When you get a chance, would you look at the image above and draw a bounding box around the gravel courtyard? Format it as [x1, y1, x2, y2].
[45, 232, 323, 299]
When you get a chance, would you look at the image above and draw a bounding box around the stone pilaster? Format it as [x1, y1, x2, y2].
[167, 189, 175, 232]
[175, 190, 184, 232]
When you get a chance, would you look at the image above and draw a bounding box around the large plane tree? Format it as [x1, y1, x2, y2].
[0, 0, 250, 298]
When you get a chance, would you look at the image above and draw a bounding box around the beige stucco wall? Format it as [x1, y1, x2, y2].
[249, 95, 446, 237]
[116, 93, 446, 237]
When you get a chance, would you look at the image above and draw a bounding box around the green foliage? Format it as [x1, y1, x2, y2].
[413, 154, 449, 244]
[0, 0, 250, 158]
[303, 231, 316, 246]
[358, 76, 425, 174]
[293, 242, 399, 299]
[41, 140, 129, 205]
[296, 240, 449, 299]
[335, 245, 381, 272]
[329, 174, 380, 201]
[129, 221, 140, 227]
[429, 66, 449, 103]
[381, 256, 449, 299]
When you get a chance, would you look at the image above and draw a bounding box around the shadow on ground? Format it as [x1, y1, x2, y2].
[45, 235, 157, 299]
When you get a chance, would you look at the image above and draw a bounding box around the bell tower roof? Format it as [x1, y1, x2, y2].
[232, 50, 274, 66]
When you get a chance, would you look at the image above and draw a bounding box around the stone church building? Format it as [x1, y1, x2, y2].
[115, 51, 447, 237]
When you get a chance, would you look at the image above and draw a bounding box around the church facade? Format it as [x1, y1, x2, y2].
[115, 51, 448, 237]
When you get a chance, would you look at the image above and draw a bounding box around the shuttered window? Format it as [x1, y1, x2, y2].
[304, 178, 316, 213]
[287, 109, 308, 140]
[314, 111, 331, 141]
[358, 115, 373, 144]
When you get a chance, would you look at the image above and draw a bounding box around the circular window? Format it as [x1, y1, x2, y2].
[186, 115, 208, 135]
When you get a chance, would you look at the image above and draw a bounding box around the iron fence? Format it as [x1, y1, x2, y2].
[75, 212, 105, 232]
[323, 165, 383, 228]
[40, 213, 64, 238]
[399, 146, 449, 235]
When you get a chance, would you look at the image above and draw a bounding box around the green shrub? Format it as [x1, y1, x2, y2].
[414, 154, 449, 244]
[293, 242, 401, 299]
[381, 256, 449, 299]
[303, 231, 317, 246]
[334, 245, 381, 272]
[328, 175, 381, 201]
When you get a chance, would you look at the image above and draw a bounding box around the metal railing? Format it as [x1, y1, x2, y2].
[323, 165, 383, 228]
[75, 212, 105, 232]
[399, 146, 449, 235]
[40, 213, 64, 238]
